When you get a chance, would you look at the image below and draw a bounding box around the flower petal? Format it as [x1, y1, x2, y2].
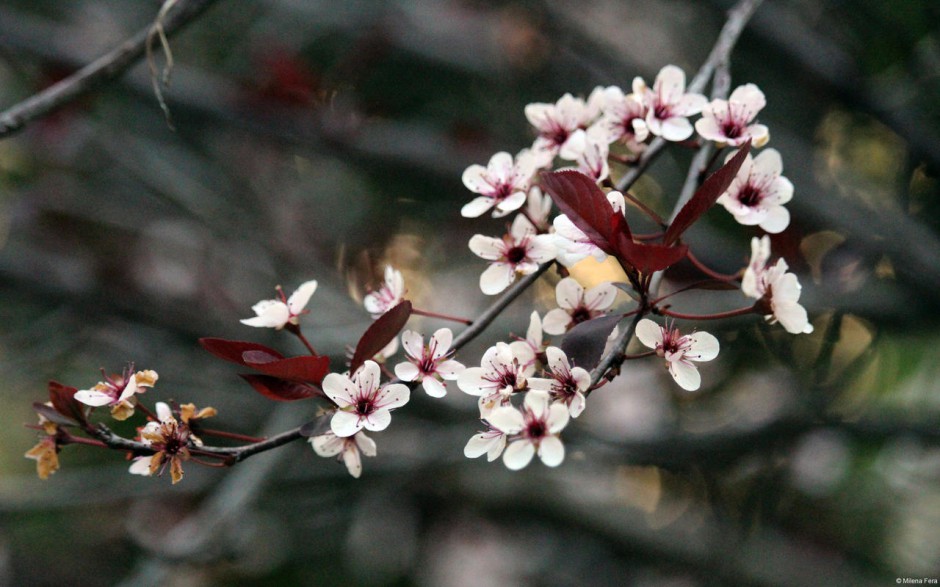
[461, 196, 495, 218]
[394, 361, 420, 382]
[287, 280, 318, 315]
[542, 308, 572, 335]
[330, 410, 363, 437]
[669, 360, 701, 391]
[322, 373, 356, 407]
[487, 406, 525, 434]
[480, 262, 515, 295]
[400, 329, 424, 360]
[538, 436, 565, 467]
[503, 440, 536, 470]
[688, 331, 720, 362]
[429, 328, 454, 359]
[635, 319, 664, 349]
[362, 408, 392, 432]
[374, 383, 410, 411]
[422, 377, 448, 398]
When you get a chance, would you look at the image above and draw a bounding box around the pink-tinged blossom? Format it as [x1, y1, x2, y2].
[74, 366, 158, 421]
[635, 319, 719, 391]
[461, 150, 539, 218]
[633, 65, 707, 142]
[543, 278, 617, 335]
[524, 88, 606, 165]
[588, 85, 649, 150]
[323, 361, 410, 437]
[363, 266, 406, 319]
[567, 138, 610, 183]
[394, 328, 465, 398]
[517, 186, 554, 233]
[717, 149, 793, 234]
[310, 431, 376, 478]
[241, 280, 318, 329]
[508, 311, 545, 373]
[553, 190, 625, 267]
[487, 391, 569, 470]
[469, 215, 556, 295]
[741, 236, 814, 334]
[528, 347, 590, 418]
[457, 342, 530, 417]
[695, 83, 769, 147]
[463, 426, 508, 462]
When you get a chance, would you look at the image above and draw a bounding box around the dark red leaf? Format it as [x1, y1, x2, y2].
[48, 380, 87, 425]
[664, 140, 751, 245]
[560, 314, 623, 371]
[200, 338, 285, 366]
[238, 374, 323, 401]
[33, 401, 79, 427]
[350, 300, 412, 374]
[243, 355, 331, 384]
[613, 233, 689, 274]
[540, 170, 624, 256]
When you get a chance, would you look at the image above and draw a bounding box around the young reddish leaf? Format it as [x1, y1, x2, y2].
[613, 233, 689, 274]
[349, 300, 412, 374]
[238, 374, 323, 401]
[48, 380, 87, 425]
[560, 313, 623, 371]
[664, 140, 751, 245]
[540, 170, 624, 255]
[33, 401, 79, 427]
[199, 338, 284, 366]
[243, 355, 331, 384]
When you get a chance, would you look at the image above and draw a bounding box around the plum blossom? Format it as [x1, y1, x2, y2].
[525, 88, 606, 165]
[633, 65, 707, 141]
[742, 236, 814, 334]
[528, 347, 590, 418]
[543, 278, 617, 335]
[311, 431, 376, 478]
[74, 366, 158, 421]
[469, 215, 556, 295]
[516, 185, 554, 234]
[128, 402, 191, 484]
[487, 390, 569, 470]
[463, 426, 508, 462]
[567, 138, 610, 183]
[323, 360, 410, 437]
[457, 342, 530, 417]
[588, 85, 649, 150]
[394, 328, 465, 398]
[717, 149, 793, 234]
[363, 266, 406, 319]
[553, 190, 625, 267]
[695, 83, 769, 147]
[241, 280, 318, 329]
[461, 150, 539, 218]
[635, 319, 719, 391]
[508, 311, 545, 372]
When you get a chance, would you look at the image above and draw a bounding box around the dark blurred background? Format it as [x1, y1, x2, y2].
[1, 0, 939, 585]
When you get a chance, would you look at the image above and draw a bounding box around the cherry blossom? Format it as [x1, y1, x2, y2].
[633, 65, 707, 142]
[74, 366, 158, 421]
[461, 150, 539, 218]
[323, 360, 410, 437]
[567, 138, 610, 183]
[553, 190, 625, 267]
[717, 148, 793, 234]
[128, 402, 191, 484]
[695, 83, 769, 147]
[463, 426, 508, 462]
[487, 390, 569, 470]
[741, 236, 814, 334]
[311, 431, 376, 478]
[528, 347, 591, 417]
[241, 280, 318, 329]
[469, 215, 556, 295]
[588, 85, 649, 150]
[543, 278, 617, 335]
[524, 88, 606, 165]
[363, 266, 406, 319]
[394, 328, 465, 398]
[457, 342, 530, 417]
[635, 319, 719, 391]
[508, 311, 545, 372]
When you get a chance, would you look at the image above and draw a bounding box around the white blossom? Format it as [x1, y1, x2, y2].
[635, 319, 719, 391]
[311, 431, 377, 478]
[742, 237, 813, 334]
[633, 65, 707, 142]
[394, 328, 465, 398]
[323, 361, 410, 437]
[487, 391, 569, 470]
[241, 280, 318, 329]
[469, 215, 556, 295]
[717, 149, 793, 234]
[542, 278, 617, 335]
[461, 150, 539, 218]
[695, 83, 769, 147]
[363, 266, 406, 319]
[528, 347, 591, 418]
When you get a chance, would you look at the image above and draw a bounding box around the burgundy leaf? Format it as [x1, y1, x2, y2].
[540, 170, 623, 256]
[664, 140, 751, 245]
[350, 300, 412, 374]
[560, 313, 623, 371]
[199, 338, 284, 366]
[33, 401, 79, 427]
[299, 414, 332, 437]
[613, 233, 689, 274]
[243, 354, 331, 384]
[48, 380, 87, 425]
[238, 374, 323, 401]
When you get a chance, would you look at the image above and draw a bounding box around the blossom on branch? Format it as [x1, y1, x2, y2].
[323, 360, 410, 437]
[128, 402, 191, 484]
[74, 366, 158, 421]
[363, 266, 406, 319]
[633, 65, 707, 141]
[487, 390, 569, 470]
[717, 149, 793, 234]
[241, 280, 318, 329]
[461, 150, 538, 218]
[508, 311, 546, 372]
[525, 88, 606, 165]
[394, 328, 465, 398]
[543, 278, 617, 335]
[635, 319, 719, 391]
[695, 83, 769, 147]
[588, 85, 649, 151]
[463, 426, 508, 462]
[528, 346, 591, 418]
[469, 215, 556, 295]
[742, 236, 814, 334]
[458, 342, 531, 417]
[310, 431, 376, 478]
